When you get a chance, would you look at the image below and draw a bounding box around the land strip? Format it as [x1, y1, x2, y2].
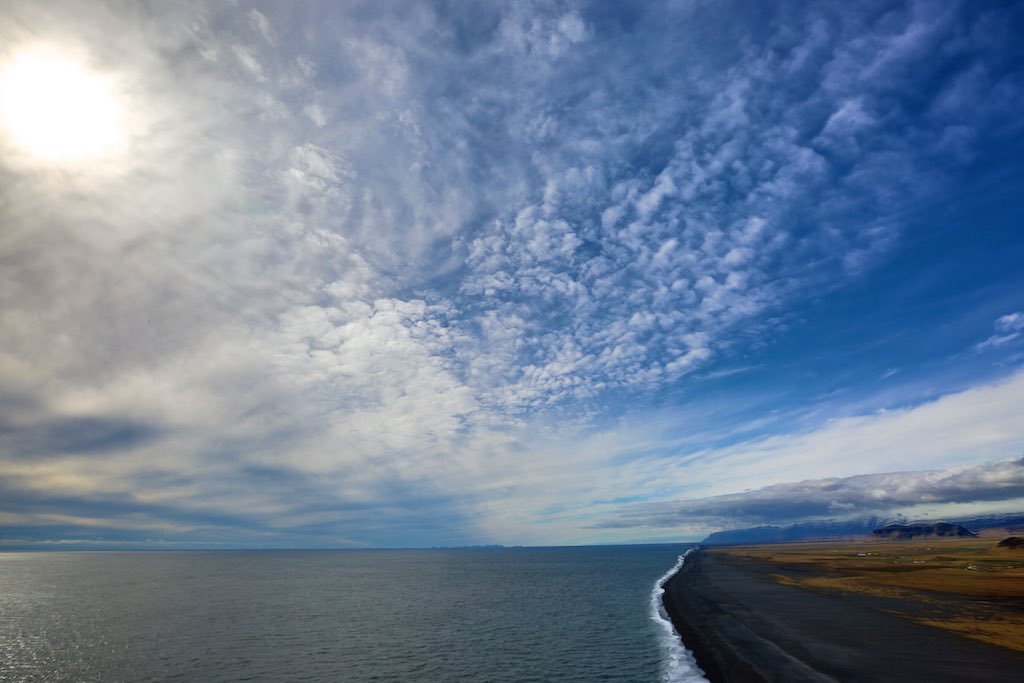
[663, 538, 1024, 682]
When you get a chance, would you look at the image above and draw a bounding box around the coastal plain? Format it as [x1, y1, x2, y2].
[664, 536, 1024, 682]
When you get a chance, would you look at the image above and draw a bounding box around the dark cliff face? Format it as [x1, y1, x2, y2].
[703, 518, 884, 545]
[872, 523, 977, 539]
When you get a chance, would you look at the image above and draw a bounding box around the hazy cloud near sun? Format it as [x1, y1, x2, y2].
[2, 0, 1024, 546]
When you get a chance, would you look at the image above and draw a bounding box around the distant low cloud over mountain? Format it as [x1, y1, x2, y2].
[600, 458, 1024, 534]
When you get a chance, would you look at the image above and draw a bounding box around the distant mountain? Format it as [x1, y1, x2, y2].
[872, 522, 977, 539]
[946, 513, 1024, 533]
[703, 518, 883, 545]
[702, 513, 1024, 545]
[702, 526, 784, 545]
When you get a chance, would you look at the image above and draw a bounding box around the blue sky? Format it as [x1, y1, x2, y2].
[1, 0, 1023, 548]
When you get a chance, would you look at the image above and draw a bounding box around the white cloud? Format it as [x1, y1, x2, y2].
[231, 44, 266, 82]
[248, 9, 274, 44]
[498, 7, 589, 59]
[976, 312, 1024, 351]
[304, 103, 327, 127]
[818, 98, 875, 146]
[996, 312, 1024, 333]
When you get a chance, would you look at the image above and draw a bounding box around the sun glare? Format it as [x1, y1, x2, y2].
[0, 49, 126, 162]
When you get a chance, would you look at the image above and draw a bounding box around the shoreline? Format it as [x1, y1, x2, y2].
[662, 547, 1024, 682]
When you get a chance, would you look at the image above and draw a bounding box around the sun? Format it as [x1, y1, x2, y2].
[0, 48, 126, 163]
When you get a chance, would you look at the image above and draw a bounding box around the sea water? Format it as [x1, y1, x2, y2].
[0, 545, 705, 682]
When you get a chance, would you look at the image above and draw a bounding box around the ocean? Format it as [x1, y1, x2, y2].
[0, 545, 705, 682]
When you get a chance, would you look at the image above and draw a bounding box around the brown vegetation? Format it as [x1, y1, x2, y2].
[710, 537, 1024, 652]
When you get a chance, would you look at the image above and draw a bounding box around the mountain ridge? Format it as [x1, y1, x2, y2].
[702, 513, 1024, 545]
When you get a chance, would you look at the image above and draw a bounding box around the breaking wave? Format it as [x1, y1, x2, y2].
[650, 548, 707, 682]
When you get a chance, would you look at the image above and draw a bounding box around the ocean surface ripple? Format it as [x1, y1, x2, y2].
[0, 545, 696, 682]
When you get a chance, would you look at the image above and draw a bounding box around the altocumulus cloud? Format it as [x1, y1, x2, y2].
[1, 0, 1024, 546]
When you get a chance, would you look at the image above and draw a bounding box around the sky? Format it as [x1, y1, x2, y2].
[1, 0, 1023, 548]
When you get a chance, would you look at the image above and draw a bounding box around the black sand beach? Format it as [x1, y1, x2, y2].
[663, 549, 1024, 682]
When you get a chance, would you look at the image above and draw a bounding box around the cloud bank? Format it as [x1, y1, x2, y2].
[601, 457, 1024, 532]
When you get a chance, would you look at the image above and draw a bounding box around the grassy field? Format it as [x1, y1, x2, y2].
[710, 534, 1024, 652]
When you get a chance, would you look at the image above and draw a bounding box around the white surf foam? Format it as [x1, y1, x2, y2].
[650, 547, 708, 683]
